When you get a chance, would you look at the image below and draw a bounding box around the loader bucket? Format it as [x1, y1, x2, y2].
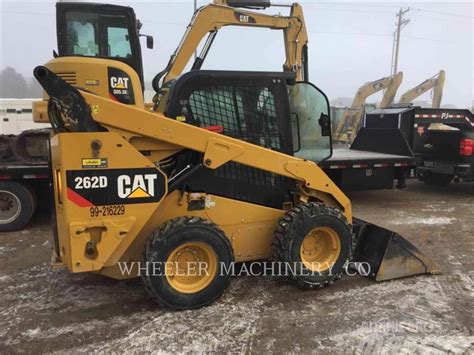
[352, 218, 440, 281]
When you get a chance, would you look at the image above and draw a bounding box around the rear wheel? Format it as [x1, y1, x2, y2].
[0, 181, 36, 232]
[421, 173, 453, 187]
[142, 216, 234, 309]
[272, 202, 352, 289]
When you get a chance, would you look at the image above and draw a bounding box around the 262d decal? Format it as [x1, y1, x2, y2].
[66, 168, 166, 207]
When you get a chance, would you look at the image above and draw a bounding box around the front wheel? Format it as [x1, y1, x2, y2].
[272, 202, 352, 289]
[141, 217, 234, 310]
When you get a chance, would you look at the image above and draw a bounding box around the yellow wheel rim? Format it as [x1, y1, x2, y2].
[300, 227, 341, 272]
[165, 242, 217, 294]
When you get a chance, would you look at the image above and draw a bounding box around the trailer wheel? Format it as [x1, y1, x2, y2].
[142, 217, 234, 310]
[272, 202, 352, 289]
[422, 173, 453, 187]
[0, 181, 36, 232]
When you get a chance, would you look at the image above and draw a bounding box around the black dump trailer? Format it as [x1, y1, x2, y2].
[360, 106, 474, 187]
[320, 107, 416, 191]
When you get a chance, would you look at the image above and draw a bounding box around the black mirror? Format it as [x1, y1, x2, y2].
[146, 35, 154, 49]
[319, 113, 331, 137]
[140, 34, 154, 49]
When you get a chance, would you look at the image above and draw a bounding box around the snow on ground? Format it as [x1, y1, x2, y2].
[390, 216, 458, 225]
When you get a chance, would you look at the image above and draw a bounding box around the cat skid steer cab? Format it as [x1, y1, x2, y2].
[33, 0, 438, 309]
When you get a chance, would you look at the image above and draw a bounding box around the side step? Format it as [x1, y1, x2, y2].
[352, 218, 440, 281]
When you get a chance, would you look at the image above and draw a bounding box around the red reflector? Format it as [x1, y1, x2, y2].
[460, 138, 473, 156]
[0, 175, 12, 180]
[203, 125, 224, 133]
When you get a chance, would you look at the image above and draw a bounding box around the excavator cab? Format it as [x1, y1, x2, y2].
[33, 2, 152, 123]
[55, 2, 150, 90]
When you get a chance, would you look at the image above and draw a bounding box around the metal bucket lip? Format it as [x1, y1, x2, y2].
[352, 217, 440, 281]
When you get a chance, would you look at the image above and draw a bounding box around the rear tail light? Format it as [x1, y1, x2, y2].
[460, 138, 473, 156]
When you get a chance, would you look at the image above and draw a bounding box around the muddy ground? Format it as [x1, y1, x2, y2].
[0, 181, 473, 353]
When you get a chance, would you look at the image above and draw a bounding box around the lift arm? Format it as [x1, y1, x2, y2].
[399, 70, 445, 108]
[153, 0, 308, 91]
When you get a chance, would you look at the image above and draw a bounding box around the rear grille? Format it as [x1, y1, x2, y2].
[56, 72, 77, 85]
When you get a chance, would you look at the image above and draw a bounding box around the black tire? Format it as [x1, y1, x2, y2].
[142, 216, 234, 310]
[0, 181, 36, 232]
[422, 173, 453, 187]
[272, 202, 352, 289]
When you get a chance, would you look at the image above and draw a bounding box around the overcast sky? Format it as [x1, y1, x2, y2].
[1, 0, 472, 107]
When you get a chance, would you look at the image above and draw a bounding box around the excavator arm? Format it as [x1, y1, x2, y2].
[333, 72, 403, 143]
[399, 70, 445, 108]
[153, 0, 308, 92]
[378, 72, 403, 108]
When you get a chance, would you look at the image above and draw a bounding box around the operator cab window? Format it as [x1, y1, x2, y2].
[64, 12, 132, 59]
[104, 16, 132, 58]
[66, 12, 99, 56]
[188, 85, 282, 151]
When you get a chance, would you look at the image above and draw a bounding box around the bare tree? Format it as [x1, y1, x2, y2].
[0, 67, 29, 98]
[26, 77, 43, 98]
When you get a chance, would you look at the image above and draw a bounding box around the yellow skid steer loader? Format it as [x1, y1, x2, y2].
[33, 0, 438, 309]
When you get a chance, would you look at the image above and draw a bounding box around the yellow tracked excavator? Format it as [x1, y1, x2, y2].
[33, 0, 438, 309]
[333, 72, 403, 144]
[399, 70, 445, 108]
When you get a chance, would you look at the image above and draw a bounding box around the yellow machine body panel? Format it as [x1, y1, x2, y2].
[33, 57, 145, 123]
[50, 132, 167, 273]
[51, 131, 286, 278]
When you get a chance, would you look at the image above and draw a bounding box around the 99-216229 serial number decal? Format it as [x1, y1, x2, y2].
[90, 205, 125, 218]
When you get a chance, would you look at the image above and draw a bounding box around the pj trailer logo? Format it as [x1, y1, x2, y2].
[65, 168, 166, 207]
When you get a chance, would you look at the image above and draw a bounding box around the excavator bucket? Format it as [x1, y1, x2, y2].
[352, 218, 440, 281]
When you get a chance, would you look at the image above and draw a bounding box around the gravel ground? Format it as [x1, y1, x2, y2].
[0, 180, 473, 353]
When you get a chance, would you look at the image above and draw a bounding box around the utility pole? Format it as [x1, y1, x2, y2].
[391, 8, 410, 75]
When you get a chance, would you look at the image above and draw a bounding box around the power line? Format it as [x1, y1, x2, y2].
[412, 8, 473, 20]
[404, 35, 465, 46]
[1, 11, 53, 16]
[304, 3, 473, 21]
[303, 4, 393, 15]
[308, 30, 391, 38]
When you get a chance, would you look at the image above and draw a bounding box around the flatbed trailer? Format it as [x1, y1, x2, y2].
[0, 163, 50, 232]
[320, 109, 417, 191]
[321, 149, 415, 191]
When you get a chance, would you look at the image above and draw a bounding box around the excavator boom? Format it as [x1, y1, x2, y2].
[399, 70, 445, 108]
[333, 72, 403, 144]
[153, 0, 308, 92]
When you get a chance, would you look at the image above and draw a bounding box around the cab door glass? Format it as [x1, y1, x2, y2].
[103, 16, 132, 58]
[288, 82, 332, 162]
[66, 12, 99, 56]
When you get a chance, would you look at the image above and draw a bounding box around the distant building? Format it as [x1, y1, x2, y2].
[0, 99, 49, 135]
